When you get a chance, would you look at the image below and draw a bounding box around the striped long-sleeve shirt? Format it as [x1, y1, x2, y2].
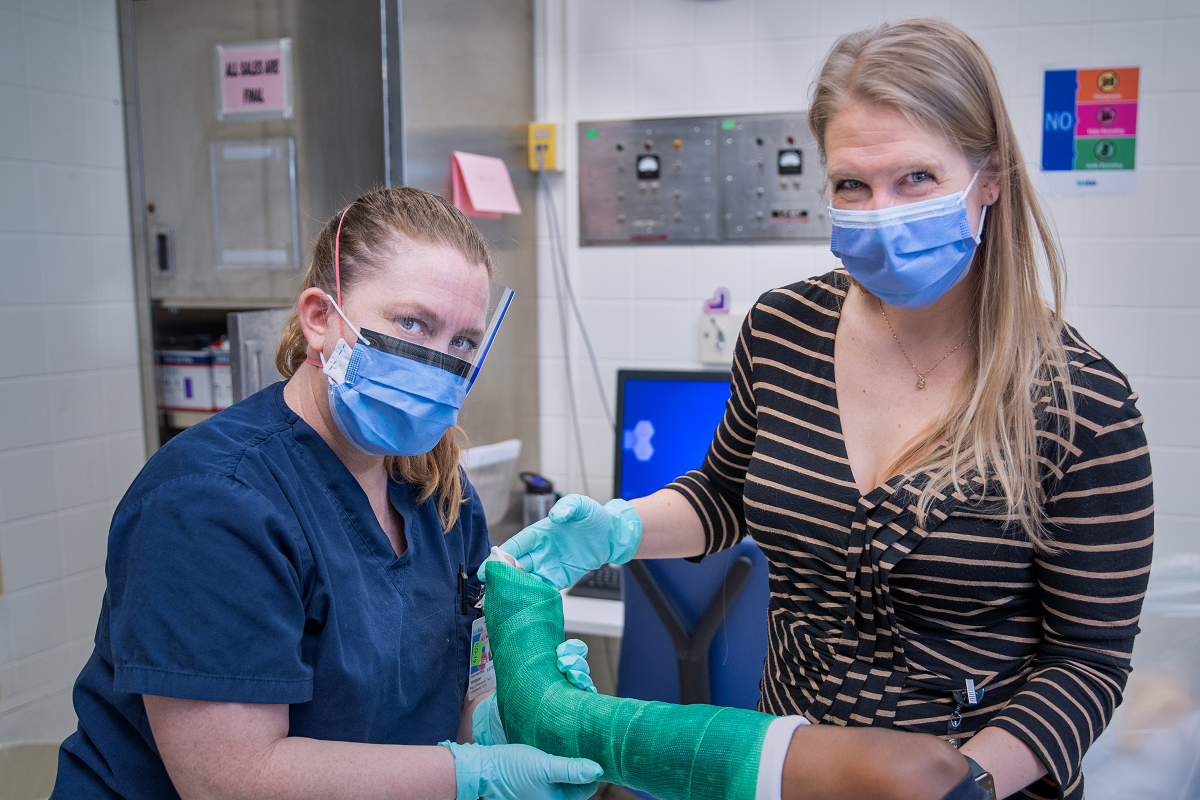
[667, 270, 1153, 800]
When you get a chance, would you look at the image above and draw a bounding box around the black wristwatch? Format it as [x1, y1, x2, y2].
[963, 755, 997, 800]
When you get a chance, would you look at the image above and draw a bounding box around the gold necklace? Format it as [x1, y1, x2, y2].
[877, 297, 970, 390]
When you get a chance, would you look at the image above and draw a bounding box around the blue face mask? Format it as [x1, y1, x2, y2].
[317, 289, 512, 458]
[828, 170, 986, 310]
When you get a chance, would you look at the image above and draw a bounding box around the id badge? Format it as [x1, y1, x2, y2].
[468, 616, 496, 700]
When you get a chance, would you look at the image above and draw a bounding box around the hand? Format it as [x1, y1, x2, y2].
[492, 495, 642, 589]
[473, 639, 597, 746]
[439, 741, 602, 800]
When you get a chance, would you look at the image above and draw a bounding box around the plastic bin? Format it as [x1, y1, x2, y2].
[0, 741, 58, 800]
[461, 439, 522, 527]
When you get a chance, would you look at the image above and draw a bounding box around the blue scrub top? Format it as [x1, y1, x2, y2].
[52, 382, 491, 799]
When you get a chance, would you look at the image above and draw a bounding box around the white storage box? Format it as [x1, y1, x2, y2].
[211, 344, 232, 410]
[157, 350, 215, 411]
[461, 439, 522, 526]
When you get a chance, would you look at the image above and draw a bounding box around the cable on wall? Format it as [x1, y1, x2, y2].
[535, 145, 612, 496]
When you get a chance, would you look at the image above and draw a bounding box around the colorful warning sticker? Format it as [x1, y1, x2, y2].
[1041, 67, 1139, 193]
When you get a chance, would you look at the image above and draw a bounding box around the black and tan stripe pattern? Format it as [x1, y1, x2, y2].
[667, 270, 1152, 800]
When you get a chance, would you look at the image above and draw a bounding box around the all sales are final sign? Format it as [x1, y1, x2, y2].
[1042, 66, 1139, 193]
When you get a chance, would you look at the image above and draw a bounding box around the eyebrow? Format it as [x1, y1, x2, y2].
[396, 302, 486, 341]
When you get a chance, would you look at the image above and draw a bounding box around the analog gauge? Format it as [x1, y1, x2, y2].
[636, 154, 661, 179]
[777, 149, 802, 175]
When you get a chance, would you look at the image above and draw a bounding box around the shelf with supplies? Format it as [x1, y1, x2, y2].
[152, 305, 232, 445]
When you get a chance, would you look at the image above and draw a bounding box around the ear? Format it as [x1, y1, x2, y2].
[980, 149, 1002, 207]
[296, 287, 335, 359]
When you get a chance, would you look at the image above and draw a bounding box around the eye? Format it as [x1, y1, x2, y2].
[397, 317, 428, 337]
[910, 171, 931, 184]
[835, 178, 865, 192]
[449, 335, 479, 355]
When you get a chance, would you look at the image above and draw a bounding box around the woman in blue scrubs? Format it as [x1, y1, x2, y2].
[52, 187, 602, 800]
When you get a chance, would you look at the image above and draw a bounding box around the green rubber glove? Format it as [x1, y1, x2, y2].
[438, 741, 602, 800]
[492, 495, 642, 589]
[473, 640, 596, 746]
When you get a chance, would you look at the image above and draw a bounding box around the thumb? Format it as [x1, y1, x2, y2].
[540, 754, 604, 785]
[547, 494, 586, 524]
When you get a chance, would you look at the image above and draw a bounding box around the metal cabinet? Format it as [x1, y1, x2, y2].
[119, 0, 539, 471]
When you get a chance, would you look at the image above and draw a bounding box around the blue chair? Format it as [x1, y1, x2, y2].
[617, 537, 770, 710]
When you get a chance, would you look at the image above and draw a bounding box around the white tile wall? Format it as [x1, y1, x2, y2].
[533, 0, 1200, 537]
[0, 0, 143, 743]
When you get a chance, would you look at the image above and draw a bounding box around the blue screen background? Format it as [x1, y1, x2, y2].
[618, 377, 731, 500]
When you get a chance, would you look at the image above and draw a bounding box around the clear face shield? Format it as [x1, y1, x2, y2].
[328, 280, 514, 393]
[316, 204, 515, 457]
[320, 280, 513, 457]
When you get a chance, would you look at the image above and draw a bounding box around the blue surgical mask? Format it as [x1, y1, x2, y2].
[317, 289, 512, 457]
[828, 170, 986, 310]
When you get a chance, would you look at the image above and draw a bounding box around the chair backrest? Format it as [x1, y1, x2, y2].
[616, 538, 769, 710]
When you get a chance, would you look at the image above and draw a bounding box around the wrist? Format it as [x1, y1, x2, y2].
[962, 755, 997, 800]
[603, 498, 642, 564]
[438, 741, 480, 800]
[755, 716, 810, 800]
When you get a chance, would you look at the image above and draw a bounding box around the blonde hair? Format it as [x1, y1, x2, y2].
[809, 18, 1075, 548]
[277, 186, 494, 531]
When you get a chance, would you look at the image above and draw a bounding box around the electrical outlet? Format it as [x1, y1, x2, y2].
[698, 312, 738, 364]
[527, 122, 558, 171]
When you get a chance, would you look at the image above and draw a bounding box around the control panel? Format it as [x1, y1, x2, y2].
[578, 112, 831, 246]
[577, 118, 719, 244]
[717, 114, 827, 242]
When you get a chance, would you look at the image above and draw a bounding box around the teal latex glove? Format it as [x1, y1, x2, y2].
[556, 638, 597, 694]
[474, 639, 596, 746]
[491, 495, 642, 589]
[438, 741, 602, 800]
[472, 693, 507, 746]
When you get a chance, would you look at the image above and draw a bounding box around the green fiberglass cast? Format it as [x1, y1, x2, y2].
[482, 560, 779, 800]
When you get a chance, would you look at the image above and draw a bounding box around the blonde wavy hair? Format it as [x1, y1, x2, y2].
[277, 187, 494, 531]
[809, 18, 1075, 548]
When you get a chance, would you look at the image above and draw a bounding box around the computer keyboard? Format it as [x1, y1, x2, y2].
[567, 564, 623, 601]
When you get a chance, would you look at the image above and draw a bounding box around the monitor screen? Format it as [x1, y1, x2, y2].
[614, 370, 731, 501]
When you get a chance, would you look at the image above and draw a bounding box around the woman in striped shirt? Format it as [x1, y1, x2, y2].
[502, 19, 1152, 800]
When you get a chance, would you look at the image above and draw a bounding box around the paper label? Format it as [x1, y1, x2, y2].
[322, 339, 353, 385]
[468, 616, 496, 700]
[215, 39, 293, 121]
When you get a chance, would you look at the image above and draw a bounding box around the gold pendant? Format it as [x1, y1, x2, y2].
[916, 378, 926, 389]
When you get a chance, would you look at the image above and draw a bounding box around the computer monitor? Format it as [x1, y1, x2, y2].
[613, 369, 732, 501]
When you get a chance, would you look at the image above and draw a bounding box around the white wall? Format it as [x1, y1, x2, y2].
[0, 0, 145, 742]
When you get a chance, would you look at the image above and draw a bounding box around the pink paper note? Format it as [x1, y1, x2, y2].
[451, 151, 522, 218]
